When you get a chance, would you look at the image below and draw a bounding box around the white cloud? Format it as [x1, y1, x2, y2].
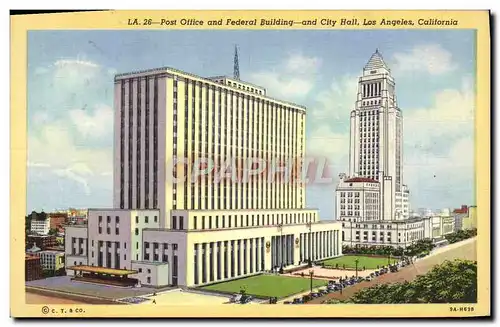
[54, 59, 99, 68]
[404, 76, 474, 150]
[392, 44, 457, 75]
[69, 104, 114, 139]
[53, 168, 91, 195]
[285, 54, 322, 75]
[28, 117, 113, 196]
[249, 53, 321, 99]
[307, 124, 349, 180]
[402, 78, 475, 208]
[27, 162, 51, 168]
[311, 74, 358, 122]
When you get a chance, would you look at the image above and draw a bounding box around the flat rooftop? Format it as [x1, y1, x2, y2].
[26, 276, 173, 300]
[66, 265, 137, 276]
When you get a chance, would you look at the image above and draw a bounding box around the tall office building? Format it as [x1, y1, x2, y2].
[112, 70, 307, 225]
[66, 62, 342, 287]
[336, 50, 427, 248]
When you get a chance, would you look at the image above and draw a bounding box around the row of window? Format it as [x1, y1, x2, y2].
[191, 212, 315, 230]
[180, 79, 305, 211]
[362, 99, 381, 106]
[119, 77, 158, 210]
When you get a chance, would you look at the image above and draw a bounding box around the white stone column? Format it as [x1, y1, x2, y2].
[204, 243, 210, 283]
[238, 240, 243, 276]
[213, 242, 219, 281]
[220, 241, 226, 280]
[195, 244, 201, 285]
[311, 233, 315, 261]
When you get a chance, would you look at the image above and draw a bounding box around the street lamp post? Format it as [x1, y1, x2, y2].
[350, 220, 353, 248]
[354, 258, 359, 279]
[309, 270, 314, 293]
[277, 223, 284, 273]
[306, 221, 312, 267]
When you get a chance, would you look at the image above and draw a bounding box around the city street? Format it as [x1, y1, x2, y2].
[307, 237, 477, 303]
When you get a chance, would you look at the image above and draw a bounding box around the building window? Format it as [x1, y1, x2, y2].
[179, 216, 184, 230]
[145, 216, 149, 224]
[154, 216, 158, 223]
[135, 216, 139, 224]
[139, 268, 142, 273]
[135, 228, 139, 236]
[172, 216, 177, 229]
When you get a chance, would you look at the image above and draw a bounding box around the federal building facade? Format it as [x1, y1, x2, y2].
[65, 66, 342, 287]
[335, 50, 428, 248]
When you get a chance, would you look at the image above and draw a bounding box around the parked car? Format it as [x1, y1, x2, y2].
[365, 275, 373, 281]
[327, 284, 338, 291]
[292, 298, 304, 304]
[231, 294, 242, 303]
[319, 288, 328, 295]
[310, 292, 321, 298]
[302, 294, 312, 302]
[374, 271, 380, 276]
[240, 295, 253, 304]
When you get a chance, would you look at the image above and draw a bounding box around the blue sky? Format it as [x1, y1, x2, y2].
[27, 30, 476, 217]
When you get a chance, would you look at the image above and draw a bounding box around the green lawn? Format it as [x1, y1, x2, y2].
[321, 255, 398, 269]
[201, 274, 327, 298]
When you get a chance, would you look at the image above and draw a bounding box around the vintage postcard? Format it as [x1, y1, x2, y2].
[10, 10, 490, 318]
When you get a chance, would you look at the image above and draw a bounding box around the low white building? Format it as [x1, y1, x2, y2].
[65, 208, 342, 287]
[38, 250, 65, 271]
[336, 175, 381, 222]
[30, 219, 50, 235]
[340, 217, 428, 248]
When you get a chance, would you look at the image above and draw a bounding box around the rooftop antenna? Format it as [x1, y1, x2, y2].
[233, 45, 240, 80]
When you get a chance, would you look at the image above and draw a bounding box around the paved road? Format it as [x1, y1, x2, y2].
[308, 237, 477, 304]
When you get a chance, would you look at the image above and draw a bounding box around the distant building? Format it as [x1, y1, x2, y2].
[26, 235, 57, 250]
[453, 205, 469, 214]
[26, 243, 41, 255]
[30, 218, 50, 235]
[462, 206, 477, 230]
[427, 209, 455, 240]
[45, 245, 65, 252]
[335, 50, 427, 248]
[48, 213, 68, 230]
[38, 250, 65, 272]
[451, 205, 469, 232]
[25, 254, 42, 281]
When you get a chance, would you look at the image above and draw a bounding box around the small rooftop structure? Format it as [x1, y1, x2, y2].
[364, 49, 391, 72]
[344, 177, 379, 183]
[66, 265, 138, 276]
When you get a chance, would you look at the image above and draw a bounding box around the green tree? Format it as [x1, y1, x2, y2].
[349, 260, 477, 304]
[48, 228, 59, 236]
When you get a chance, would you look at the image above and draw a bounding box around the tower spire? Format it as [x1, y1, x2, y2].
[233, 45, 240, 80]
